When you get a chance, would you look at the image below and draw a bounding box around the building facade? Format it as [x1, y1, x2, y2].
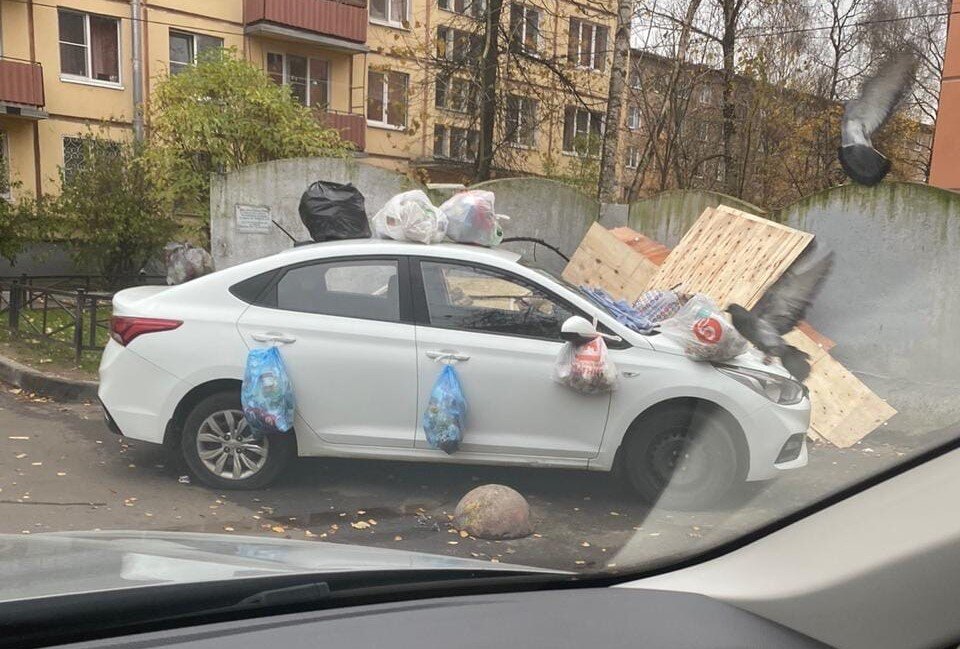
[930, 0, 960, 190]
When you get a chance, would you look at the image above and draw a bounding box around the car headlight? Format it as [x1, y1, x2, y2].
[715, 365, 806, 405]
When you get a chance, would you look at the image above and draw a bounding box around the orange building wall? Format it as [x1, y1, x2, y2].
[929, 0, 960, 190]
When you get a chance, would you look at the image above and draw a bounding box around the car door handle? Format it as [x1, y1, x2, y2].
[426, 350, 471, 363]
[251, 332, 297, 345]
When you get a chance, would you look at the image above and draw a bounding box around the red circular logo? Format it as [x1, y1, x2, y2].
[693, 317, 723, 344]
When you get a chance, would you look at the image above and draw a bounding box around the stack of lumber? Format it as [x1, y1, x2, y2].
[563, 206, 896, 448]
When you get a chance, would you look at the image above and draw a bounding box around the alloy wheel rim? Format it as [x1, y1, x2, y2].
[196, 409, 269, 480]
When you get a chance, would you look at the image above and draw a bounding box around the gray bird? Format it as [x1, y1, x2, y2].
[727, 243, 835, 382]
[839, 52, 917, 186]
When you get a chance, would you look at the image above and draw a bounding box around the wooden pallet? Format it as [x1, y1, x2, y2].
[561, 222, 659, 302]
[646, 205, 814, 309]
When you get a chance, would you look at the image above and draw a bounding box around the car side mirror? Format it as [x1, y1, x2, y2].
[561, 316, 622, 344]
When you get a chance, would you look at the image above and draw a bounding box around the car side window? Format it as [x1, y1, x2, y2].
[276, 260, 400, 322]
[420, 261, 575, 340]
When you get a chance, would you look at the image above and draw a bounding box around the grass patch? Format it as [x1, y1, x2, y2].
[0, 307, 109, 379]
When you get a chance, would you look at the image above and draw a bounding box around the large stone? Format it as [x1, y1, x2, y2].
[454, 484, 532, 540]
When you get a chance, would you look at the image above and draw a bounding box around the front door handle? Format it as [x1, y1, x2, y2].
[251, 332, 297, 345]
[426, 350, 471, 363]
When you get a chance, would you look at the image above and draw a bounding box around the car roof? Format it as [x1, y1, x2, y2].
[272, 238, 523, 265]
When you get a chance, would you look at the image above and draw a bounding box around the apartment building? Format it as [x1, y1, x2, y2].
[930, 0, 959, 190]
[0, 0, 618, 200]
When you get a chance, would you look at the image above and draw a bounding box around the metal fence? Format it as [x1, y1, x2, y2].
[0, 274, 164, 364]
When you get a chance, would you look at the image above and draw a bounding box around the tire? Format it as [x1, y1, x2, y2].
[180, 390, 296, 490]
[622, 406, 740, 510]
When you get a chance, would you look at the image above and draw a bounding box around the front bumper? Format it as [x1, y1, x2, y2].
[742, 397, 811, 481]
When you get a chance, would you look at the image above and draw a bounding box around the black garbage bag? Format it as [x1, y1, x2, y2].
[298, 181, 370, 242]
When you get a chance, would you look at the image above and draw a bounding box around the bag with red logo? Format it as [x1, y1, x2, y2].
[554, 335, 618, 394]
[659, 295, 748, 361]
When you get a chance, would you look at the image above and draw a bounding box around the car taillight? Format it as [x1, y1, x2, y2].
[110, 316, 182, 346]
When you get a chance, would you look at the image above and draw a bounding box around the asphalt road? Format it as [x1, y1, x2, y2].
[0, 383, 942, 572]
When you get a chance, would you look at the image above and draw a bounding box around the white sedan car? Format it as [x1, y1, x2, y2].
[98, 239, 810, 508]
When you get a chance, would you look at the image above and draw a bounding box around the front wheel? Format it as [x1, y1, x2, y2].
[622, 406, 741, 510]
[180, 391, 295, 490]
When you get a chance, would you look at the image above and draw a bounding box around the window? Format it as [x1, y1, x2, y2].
[629, 64, 642, 89]
[509, 4, 541, 53]
[267, 53, 330, 108]
[505, 95, 537, 147]
[169, 30, 223, 75]
[626, 145, 640, 169]
[438, 0, 485, 18]
[62, 137, 121, 185]
[627, 104, 640, 130]
[367, 70, 409, 128]
[420, 261, 575, 340]
[715, 161, 725, 182]
[568, 18, 607, 70]
[562, 106, 603, 154]
[698, 85, 715, 105]
[276, 260, 401, 322]
[0, 131, 9, 199]
[436, 26, 482, 62]
[435, 75, 476, 113]
[370, 0, 408, 26]
[433, 124, 478, 161]
[58, 9, 120, 84]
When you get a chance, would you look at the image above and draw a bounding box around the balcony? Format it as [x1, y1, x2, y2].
[244, 0, 368, 52]
[321, 110, 365, 150]
[0, 58, 46, 119]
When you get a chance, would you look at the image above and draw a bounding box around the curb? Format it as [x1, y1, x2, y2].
[0, 352, 98, 403]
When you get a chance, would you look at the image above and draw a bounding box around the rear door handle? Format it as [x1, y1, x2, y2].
[426, 350, 470, 362]
[251, 332, 297, 345]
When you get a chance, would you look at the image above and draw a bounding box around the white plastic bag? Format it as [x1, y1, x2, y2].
[439, 190, 507, 247]
[554, 336, 618, 394]
[659, 295, 748, 361]
[371, 190, 447, 244]
[164, 242, 214, 286]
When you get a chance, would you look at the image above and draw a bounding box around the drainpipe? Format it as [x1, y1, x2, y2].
[131, 0, 144, 141]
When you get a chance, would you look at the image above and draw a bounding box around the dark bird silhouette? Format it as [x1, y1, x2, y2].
[838, 52, 917, 186]
[727, 243, 835, 381]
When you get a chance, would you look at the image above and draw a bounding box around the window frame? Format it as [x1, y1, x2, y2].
[504, 94, 537, 148]
[370, 0, 410, 29]
[367, 70, 410, 129]
[61, 136, 121, 186]
[267, 51, 331, 108]
[57, 8, 122, 88]
[247, 256, 414, 325]
[169, 29, 223, 75]
[410, 257, 588, 343]
[436, 25, 482, 62]
[438, 0, 485, 18]
[627, 104, 640, 131]
[509, 3, 542, 54]
[435, 74, 476, 113]
[567, 18, 607, 71]
[0, 130, 10, 200]
[433, 124, 479, 162]
[562, 106, 604, 155]
[625, 145, 640, 169]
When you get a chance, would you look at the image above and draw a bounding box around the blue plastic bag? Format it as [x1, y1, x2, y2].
[241, 346, 295, 435]
[423, 364, 466, 454]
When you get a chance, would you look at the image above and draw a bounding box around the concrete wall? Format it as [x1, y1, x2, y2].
[628, 189, 765, 248]
[210, 157, 424, 268]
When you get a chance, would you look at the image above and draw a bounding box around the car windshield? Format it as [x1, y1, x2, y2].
[0, 4, 957, 617]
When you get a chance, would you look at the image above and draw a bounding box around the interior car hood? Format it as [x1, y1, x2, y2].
[0, 530, 556, 603]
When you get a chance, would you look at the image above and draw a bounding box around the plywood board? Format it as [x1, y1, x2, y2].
[646, 206, 814, 309]
[562, 222, 659, 302]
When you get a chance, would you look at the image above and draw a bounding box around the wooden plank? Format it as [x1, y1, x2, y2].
[562, 222, 659, 302]
[647, 206, 814, 308]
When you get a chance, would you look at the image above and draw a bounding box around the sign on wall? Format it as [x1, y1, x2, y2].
[235, 204, 272, 234]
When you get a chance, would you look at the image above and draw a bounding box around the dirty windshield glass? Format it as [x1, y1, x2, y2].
[0, 2, 956, 603]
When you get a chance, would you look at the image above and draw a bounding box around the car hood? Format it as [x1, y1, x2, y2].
[644, 333, 793, 378]
[0, 530, 558, 603]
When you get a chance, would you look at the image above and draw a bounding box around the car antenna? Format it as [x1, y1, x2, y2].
[272, 219, 297, 244]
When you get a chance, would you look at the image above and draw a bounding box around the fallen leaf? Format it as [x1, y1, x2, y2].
[305, 530, 316, 538]
[490, 557, 500, 563]
[580, 541, 591, 547]
[574, 560, 585, 565]
[351, 521, 371, 530]
[56, 472, 66, 476]
[224, 526, 235, 532]
[459, 530, 469, 538]
[394, 535, 403, 541]
[144, 512, 154, 517]
[8, 436, 29, 440]
[14, 453, 26, 459]
[532, 533, 543, 538]
[178, 475, 191, 484]
[357, 510, 366, 515]
[447, 540, 458, 545]
[9, 389, 22, 395]
[648, 532, 661, 537]
[30, 462, 42, 466]
[252, 515, 261, 520]
[607, 563, 617, 568]
[331, 524, 339, 530]
[368, 519, 377, 525]
[271, 526, 285, 534]
[609, 512, 621, 516]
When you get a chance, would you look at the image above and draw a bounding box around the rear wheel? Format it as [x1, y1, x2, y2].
[622, 406, 740, 510]
[180, 391, 295, 490]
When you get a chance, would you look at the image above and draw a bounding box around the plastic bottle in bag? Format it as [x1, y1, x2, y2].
[658, 295, 749, 361]
[633, 289, 682, 324]
[439, 190, 507, 247]
[423, 364, 466, 453]
[370, 190, 447, 244]
[554, 336, 618, 394]
[241, 346, 296, 435]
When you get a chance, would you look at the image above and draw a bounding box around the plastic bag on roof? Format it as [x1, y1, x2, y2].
[658, 294, 749, 361]
[298, 180, 370, 243]
[423, 364, 466, 453]
[164, 242, 215, 286]
[439, 190, 508, 247]
[241, 346, 295, 435]
[554, 336, 618, 394]
[371, 190, 448, 244]
[633, 289, 683, 324]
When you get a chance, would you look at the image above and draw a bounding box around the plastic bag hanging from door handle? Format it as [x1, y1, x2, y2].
[241, 346, 296, 435]
[423, 364, 466, 454]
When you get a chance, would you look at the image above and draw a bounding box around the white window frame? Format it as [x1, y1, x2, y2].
[698, 85, 714, 105]
[433, 124, 478, 162]
[510, 4, 541, 53]
[625, 145, 640, 169]
[58, 9, 122, 89]
[437, 26, 478, 60]
[436, 75, 474, 113]
[438, 0, 485, 18]
[562, 106, 604, 155]
[267, 52, 331, 108]
[0, 131, 10, 200]
[169, 30, 223, 75]
[627, 104, 640, 130]
[370, 0, 409, 29]
[367, 70, 409, 130]
[569, 18, 607, 71]
[505, 95, 537, 148]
